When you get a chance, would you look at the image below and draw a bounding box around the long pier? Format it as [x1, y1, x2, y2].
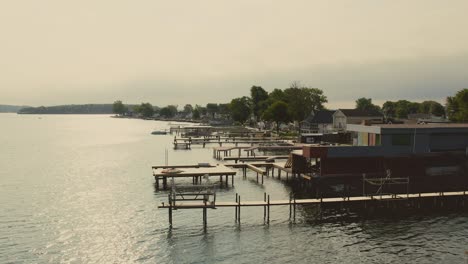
[174, 137, 289, 148]
[212, 145, 300, 159]
[159, 191, 468, 227]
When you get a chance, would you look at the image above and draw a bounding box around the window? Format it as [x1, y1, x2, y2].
[392, 134, 411, 146]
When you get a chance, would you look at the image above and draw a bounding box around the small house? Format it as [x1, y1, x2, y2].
[301, 110, 335, 133]
[333, 109, 384, 130]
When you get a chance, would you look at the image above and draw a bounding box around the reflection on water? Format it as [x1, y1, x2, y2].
[0, 114, 467, 263]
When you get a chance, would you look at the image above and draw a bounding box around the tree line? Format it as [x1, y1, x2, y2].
[354, 88, 467, 122]
[19, 104, 114, 114]
[114, 82, 328, 131]
[114, 87, 468, 126]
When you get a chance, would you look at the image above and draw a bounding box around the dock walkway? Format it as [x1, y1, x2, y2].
[160, 190, 468, 227]
[152, 164, 236, 190]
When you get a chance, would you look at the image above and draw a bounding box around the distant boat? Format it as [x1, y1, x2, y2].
[151, 130, 168, 135]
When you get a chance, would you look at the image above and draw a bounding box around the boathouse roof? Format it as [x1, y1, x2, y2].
[303, 110, 335, 124]
[337, 109, 383, 117]
[347, 123, 468, 135]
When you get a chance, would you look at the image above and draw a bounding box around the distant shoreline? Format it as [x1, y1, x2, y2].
[16, 104, 114, 114]
[112, 115, 201, 124]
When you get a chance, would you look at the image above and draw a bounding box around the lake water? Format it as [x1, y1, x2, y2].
[1, 114, 467, 263]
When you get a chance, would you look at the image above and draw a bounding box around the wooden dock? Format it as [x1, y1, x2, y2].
[159, 190, 468, 227]
[212, 144, 301, 159]
[175, 138, 289, 148]
[225, 162, 293, 184]
[173, 142, 191, 149]
[152, 161, 295, 190]
[152, 164, 236, 190]
[223, 155, 289, 163]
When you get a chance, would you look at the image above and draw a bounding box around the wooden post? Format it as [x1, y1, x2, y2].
[289, 193, 292, 220]
[231, 175, 234, 186]
[262, 173, 264, 184]
[168, 193, 173, 227]
[235, 193, 238, 222]
[238, 195, 241, 223]
[203, 207, 207, 228]
[263, 192, 266, 223]
[293, 194, 296, 223]
[267, 195, 270, 224]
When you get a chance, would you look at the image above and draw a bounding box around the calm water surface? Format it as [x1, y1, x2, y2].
[1, 114, 467, 263]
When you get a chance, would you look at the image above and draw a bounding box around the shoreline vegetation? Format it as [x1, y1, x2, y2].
[7, 84, 468, 126]
[110, 85, 467, 128]
[16, 104, 116, 115]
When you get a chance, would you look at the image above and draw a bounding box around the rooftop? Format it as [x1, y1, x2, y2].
[347, 122, 468, 134]
[376, 123, 468, 129]
[338, 109, 383, 117]
[303, 110, 335, 124]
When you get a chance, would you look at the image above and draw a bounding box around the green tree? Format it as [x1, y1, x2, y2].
[355, 98, 381, 113]
[112, 100, 127, 115]
[183, 104, 193, 114]
[192, 108, 201, 119]
[382, 101, 396, 119]
[206, 103, 219, 119]
[218, 103, 231, 118]
[159, 107, 172, 118]
[138, 103, 154, 118]
[268, 88, 285, 102]
[447, 88, 468, 122]
[394, 100, 420, 119]
[262, 101, 290, 133]
[167, 105, 178, 117]
[283, 83, 327, 124]
[229, 97, 251, 124]
[419, 100, 445, 117]
[262, 88, 285, 112]
[195, 105, 207, 117]
[250, 86, 269, 121]
[160, 105, 178, 118]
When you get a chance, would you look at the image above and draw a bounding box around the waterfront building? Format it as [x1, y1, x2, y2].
[333, 109, 384, 131]
[301, 110, 335, 134]
[291, 123, 468, 194]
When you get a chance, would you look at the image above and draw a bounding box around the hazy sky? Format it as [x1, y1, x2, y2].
[1, 0, 468, 108]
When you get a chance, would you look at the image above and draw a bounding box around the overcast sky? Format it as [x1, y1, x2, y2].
[1, 0, 467, 108]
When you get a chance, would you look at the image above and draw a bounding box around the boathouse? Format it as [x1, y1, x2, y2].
[301, 110, 335, 134]
[291, 123, 468, 193]
[333, 109, 384, 131]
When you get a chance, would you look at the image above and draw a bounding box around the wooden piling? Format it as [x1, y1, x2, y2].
[289, 193, 292, 220]
[263, 192, 266, 223]
[238, 195, 241, 223]
[203, 207, 207, 227]
[293, 194, 296, 223]
[168, 193, 173, 227]
[267, 195, 270, 224]
[235, 193, 238, 222]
